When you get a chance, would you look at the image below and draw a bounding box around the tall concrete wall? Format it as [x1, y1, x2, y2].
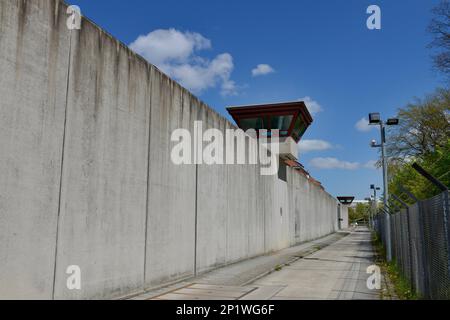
[0, 0, 71, 299]
[0, 0, 340, 299]
[145, 70, 197, 288]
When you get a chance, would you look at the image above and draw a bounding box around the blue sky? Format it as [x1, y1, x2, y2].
[68, 0, 444, 199]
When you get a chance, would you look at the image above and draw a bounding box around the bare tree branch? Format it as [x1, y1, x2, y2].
[429, 0, 450, 76]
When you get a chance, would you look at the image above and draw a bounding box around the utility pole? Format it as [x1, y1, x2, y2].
[369, 114, 398, 262]
[365, 196, 374, 228]
[369, 185, 380, 229]
[380, 122, 389, 208]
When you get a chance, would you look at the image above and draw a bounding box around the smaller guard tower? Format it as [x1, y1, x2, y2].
[337, 196, 355, 229]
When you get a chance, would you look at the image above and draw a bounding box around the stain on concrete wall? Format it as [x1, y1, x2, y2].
[0, 0, 70, 299]
[0, 0, 340, 299]
[53, 18, 151, 300]
[145, 70, 197, 288]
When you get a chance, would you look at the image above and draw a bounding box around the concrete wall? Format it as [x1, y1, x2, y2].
[0, 0, 341, 299]
[0, 0, 71, 299]
[145, 69, 197, 289]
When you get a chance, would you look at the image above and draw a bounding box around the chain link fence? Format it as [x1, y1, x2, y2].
[374, 190, 450, 299]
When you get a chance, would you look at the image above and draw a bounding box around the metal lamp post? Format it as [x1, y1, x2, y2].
[364, 197, 373, 228]
[369, 184, 380, 228]
[369, 113, 398, 262]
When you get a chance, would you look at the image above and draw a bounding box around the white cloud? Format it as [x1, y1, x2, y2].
[252, 64, 275, 77]
[130, 29, 237, 96]
[355, 117, 375, 132]
[129, 29, 211, 65]
[166, 53, 236, 96]
[364, 160, 379, 170]
[309, 157, 360, 170]
[299, 96, 323, 115]
[308, 157, 380, 170]
[299, 139, 333, 153]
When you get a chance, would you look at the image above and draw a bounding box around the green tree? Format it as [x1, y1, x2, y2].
[386, 88, 450, 162]
[384, 0, 450, 202]
[389, 139, 450, 202]
[348, 203, 370, 223]
[386, 89, 450, 201]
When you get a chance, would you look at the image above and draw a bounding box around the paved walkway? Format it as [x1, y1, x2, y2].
[249, 227, 382, 299]
[130, 227, 385, 300]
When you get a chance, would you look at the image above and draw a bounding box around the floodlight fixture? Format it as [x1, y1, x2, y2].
[369, 113, 381, 124]
[386, 118, 399, 126]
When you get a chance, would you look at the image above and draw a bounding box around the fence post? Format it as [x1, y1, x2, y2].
[388, 198, 401, 214]
[392, 193, 414, 290]
[398, 185, 419, 203]
[385, 203, 395, 214]
[412, 163, 448, 192]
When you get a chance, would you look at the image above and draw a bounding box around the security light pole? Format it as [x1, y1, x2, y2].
[369, 185, 380, 229]
[380, 122, 388, 208]
[369, 113, 398, 262]
[364, 197, 373, 228]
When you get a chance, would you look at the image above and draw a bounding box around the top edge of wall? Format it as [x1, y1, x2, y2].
[59, 0, 234, 129]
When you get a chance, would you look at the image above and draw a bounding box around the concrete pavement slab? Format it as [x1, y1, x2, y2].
[240, 286, 285, 300]
[130, 229, 384, 300]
